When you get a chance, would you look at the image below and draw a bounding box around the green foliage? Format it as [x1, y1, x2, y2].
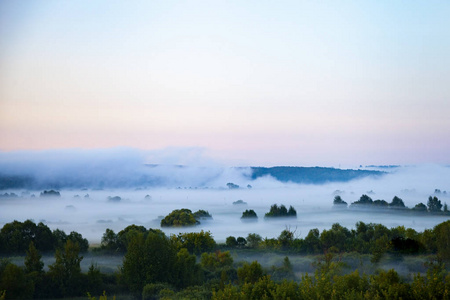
[236, 237, 247, 248]
[333, 195, 347, 207]
[373, 199, 389, 207]
[0, 263, 34, 299]
[226, 236, 238, 248]
[122, 229, 205, 294]
[278, 229, 294, 249]
[87, 264, 103, 296]
[246, 233, 262, 249]
[241, 209, 258, 219]
[0, 220, 54, 254]
[433, 220, 450, 261]
[25, 241, 44, 274]
[48, 239, 84, 297]
[67, 231, 89, 252]
[428, 196, 443, 212]
[264, 204, 296, 218]
[390, 196, 406, 208]
[201, 250, 233, 271]
[413, 202, 428, 212]
[237, 261, 264, 285]
[142, 283, 173, 300]
[193, 209, 212, 220]
[320, 223, 352, 253]
[160, 209, 200, 227]
[100, 228, 119, 253]
[269, 257, 296, 282]
[173, 231, 216, 255]
[174, 248, 202, 288]
[351, 194, 373, 207]
[87, 290, 115, 300]
[116, 225, 148, 252]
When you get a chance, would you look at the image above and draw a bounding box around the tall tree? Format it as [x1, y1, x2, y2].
[427, 196, 442, 212]
[48, 240, 83, 297]
[25, 241, 43, 274]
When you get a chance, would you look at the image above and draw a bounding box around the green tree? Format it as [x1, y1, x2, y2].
[389, 196, 406, 208]
[427, 196, 443, 212]
[433, 220, 450, 261]
[201, 250, 233, 271]
[237, 261, 264, 285]
[122, 230, 177, 294]
[67, 231, 89, 252]
[278, 229, 294, 249]
[87, 263, 103, 296]
[24, 241, 44, 274]
[351, 194, 373, 207]
[174, 248, 202, 288]
[0, 264, 34, 299]
[246, 233, 262, 248]
[174, 231, 216, 254]
[161, 209, 199, 227]
[241, 209, 258, 219]
[48, 239, 84, 297]
[333, 195, 347, 207]
[100, 228, 118, 252]
[236, 237, 247, 248]
[413, 202, 427, 212]
[225, 236, 237, 248]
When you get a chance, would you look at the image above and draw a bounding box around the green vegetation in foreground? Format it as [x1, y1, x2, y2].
[1, 220, 450, 299]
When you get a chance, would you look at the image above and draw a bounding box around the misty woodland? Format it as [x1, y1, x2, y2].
[0, 213, 449, 299]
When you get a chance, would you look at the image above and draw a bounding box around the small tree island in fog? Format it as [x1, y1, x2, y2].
[160, 209, 212, 227]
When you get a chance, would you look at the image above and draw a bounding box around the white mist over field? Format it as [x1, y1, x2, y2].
[0, 149, 449, 243]
[1, 164, 449, 244]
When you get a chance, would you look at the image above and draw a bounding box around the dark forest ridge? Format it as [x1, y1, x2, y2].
[0, 165, 385, 190]
[250, 166, 385, 184]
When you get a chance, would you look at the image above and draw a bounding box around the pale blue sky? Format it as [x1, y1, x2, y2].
[1, 1, 449, 166]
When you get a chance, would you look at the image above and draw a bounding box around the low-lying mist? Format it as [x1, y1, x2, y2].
[0, 148, 449, 244]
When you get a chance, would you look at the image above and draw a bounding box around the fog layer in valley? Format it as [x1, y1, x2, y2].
[0, 149, 449, 244]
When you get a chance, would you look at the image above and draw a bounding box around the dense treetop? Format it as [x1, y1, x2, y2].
[264, 204, 297, 218]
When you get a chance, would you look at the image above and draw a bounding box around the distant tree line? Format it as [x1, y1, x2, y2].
[250, 166, 385, 184]
[333, 194, 449, 215]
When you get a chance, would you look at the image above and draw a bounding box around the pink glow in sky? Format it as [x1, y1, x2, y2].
[1, 1, 449, 166]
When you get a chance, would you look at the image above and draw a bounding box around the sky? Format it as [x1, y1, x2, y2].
[1, 1, 449, 167]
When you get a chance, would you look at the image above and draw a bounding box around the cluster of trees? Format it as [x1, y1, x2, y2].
[334, 194, 449, 214]
[0, 220, 88, 255]
[39, 190, 61, 197]
[100, 226, 216, 255]
[224, 221, 450, 261]
[265, 204, 297, 218]
[160, 209, 212, 227]
[212, 262, 450, 299]
[0, 238, 98, 299]
[241, 210, 257, 220]
[1, 220, 450, 299]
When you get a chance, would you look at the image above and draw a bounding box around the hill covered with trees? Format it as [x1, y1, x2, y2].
[250, 166, 384, 184]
